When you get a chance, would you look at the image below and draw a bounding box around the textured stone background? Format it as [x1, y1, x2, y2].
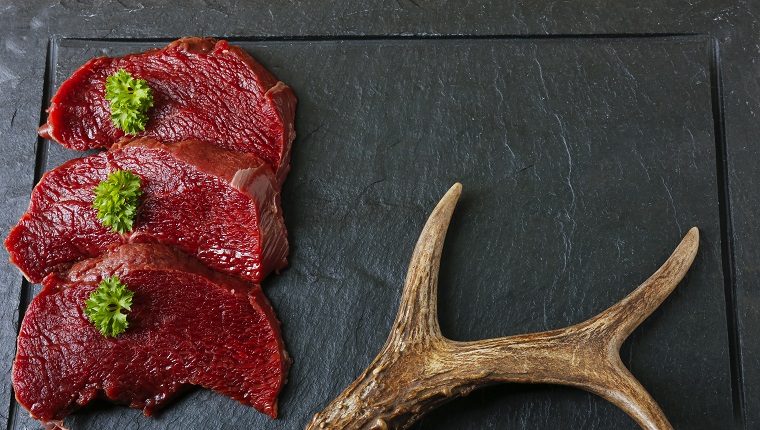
[1, 2, 758, 429]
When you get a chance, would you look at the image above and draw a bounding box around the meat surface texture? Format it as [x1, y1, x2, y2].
[38, 37, 297, 185]
[5, 137, 288, 284]
[13, 243, 290, 424]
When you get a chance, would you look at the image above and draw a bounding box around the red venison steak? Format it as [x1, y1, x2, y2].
[39, 37, 297, 186]
[13, 243, 290, 427]
[5, 137, 288, 284]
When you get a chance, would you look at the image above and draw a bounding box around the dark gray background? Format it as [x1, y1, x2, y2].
[1, 2, 758, 429]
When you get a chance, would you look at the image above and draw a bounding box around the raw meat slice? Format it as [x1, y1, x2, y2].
[5, 137, 288, 284]
[38, 38, 297, 185]
[12, 243, 290, 424]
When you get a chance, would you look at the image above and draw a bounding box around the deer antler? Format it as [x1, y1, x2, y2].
[307, 183, 699, 430]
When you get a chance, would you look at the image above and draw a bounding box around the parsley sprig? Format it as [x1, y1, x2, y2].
[84, 275, 134, 338]
[105, 69, 154, 134]
[93, 169, 142, 234]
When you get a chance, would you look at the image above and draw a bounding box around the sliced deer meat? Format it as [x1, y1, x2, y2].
[5, 137, 288, 284]
[38, 37, 297, 186]
[13, 243, 290, 424]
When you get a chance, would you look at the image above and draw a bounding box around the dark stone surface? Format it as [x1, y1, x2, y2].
[1, 2, 758, 429]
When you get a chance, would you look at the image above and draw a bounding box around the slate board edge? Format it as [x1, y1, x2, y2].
[5, 36, 56, 430]
[708, 36, 744, 428]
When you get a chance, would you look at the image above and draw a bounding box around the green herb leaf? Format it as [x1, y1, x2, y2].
[84, 275, 134, 338]
[93, 169, 143, 234]
[105, 69, 154, 134]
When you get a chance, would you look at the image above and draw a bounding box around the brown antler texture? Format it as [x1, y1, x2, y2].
[307, 183, 699, 430]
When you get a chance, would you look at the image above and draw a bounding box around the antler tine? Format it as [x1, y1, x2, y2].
[388, 182, 461, 345]
[446, 228, 699, 430]
[583, 227, 699, 349]
[583, 357, 674, 430]
[306, 183, 462, 430]
[560, 227, 699, 430]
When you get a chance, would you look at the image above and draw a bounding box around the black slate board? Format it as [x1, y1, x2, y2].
[6, 35, 733, 430]
[1, 1, 758, 429]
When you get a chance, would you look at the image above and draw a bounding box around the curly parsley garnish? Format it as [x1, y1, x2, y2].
[105, 69, 154, 134]
[84, 275, 134, 338]
[93, 169, 142, 234]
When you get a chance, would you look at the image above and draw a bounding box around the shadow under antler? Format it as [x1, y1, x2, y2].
[308, 183, 699, 430]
